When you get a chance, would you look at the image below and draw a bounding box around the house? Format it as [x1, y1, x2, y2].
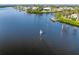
[32, 7, 39, 10]
[56, 7, 74, 11]
[71, 14, 77, 18]
[71, 14, 78, 21]
[20, 7, 31, 11]
[57, 7, 63, 11]
[43, 7, 51, 11]
[23, 7, 31, 10]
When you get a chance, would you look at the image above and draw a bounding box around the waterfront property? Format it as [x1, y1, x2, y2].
[52, 12, 79, 27]
[50, 6, 79, 27]
[1, 5, 79, 55]
[14, 6, 53, 14]
[14, 5, 79, 27]
[56, 14, 79, 27]
[42, 7, 52, 12]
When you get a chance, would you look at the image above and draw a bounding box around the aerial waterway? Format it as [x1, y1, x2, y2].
[0, 7, 79, 54]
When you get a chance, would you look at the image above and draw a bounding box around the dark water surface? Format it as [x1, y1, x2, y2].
[0, 7, 79, 54]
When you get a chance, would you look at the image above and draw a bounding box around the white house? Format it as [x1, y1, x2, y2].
[71, 14, 77, 18]
[32, 7, 38, 10]
[23, 7, 30, 9]
[57, 7, 74, 11]
[43, 7, 51, 11]
[71, 14, 78, 21]
[57, 8, 63, 11]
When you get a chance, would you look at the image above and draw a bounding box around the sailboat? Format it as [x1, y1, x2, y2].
[40, 30, 43, 36]
[40, 30, 43, 40]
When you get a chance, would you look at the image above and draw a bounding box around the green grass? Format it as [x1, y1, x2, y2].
[27, 9, 43, 14]
[55, 13, 79, 27]
[27, 9, 52, 14]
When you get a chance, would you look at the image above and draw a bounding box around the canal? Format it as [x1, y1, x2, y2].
[0, 7, 79, 54]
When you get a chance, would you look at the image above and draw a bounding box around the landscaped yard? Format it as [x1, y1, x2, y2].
[55, 13, 79, 27]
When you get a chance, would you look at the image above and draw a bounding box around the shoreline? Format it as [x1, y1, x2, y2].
[52, 14, 79, 27]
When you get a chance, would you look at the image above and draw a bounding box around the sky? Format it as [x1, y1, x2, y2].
[0, 0, 79, 4]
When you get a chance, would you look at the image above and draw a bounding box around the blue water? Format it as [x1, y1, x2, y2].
[0, 7, 79, 54]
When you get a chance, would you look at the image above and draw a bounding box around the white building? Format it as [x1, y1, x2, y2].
[32, 7, 38, 10]
[71, 14, 77, 18]
[57, 8, 63, 11]
[43, 7, 51, 11]
[71, 14, 78, 21]
[23, 7, 31, 9]
[56, 7, 74, 11]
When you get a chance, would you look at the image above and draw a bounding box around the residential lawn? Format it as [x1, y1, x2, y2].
[55, 13, 79, 27]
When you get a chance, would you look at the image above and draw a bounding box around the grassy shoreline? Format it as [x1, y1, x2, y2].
[27, 10, 52, 14]
[54, 13, 79, 27]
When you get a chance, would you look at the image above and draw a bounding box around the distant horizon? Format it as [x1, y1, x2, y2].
[0, 4, 79, 7]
